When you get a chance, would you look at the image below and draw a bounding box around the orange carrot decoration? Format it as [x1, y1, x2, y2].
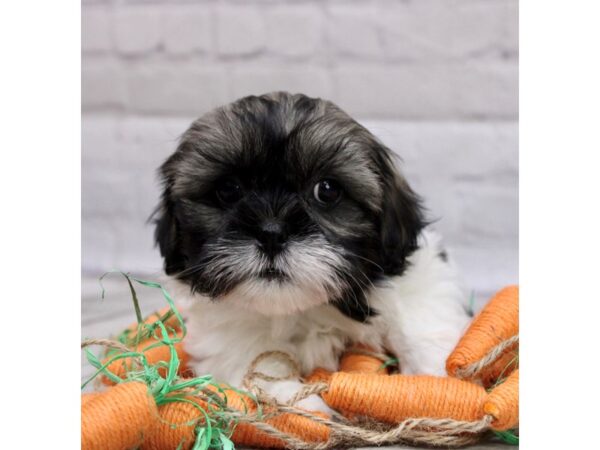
[318, 371, 488, 423]
[82, 382, 157, 450]
[339, 345, 389, 374]
[447, 285, 519, 379]
[140, 399, 200, 450]
[102, 330, 190, 385]
[484, 370, 519, 431]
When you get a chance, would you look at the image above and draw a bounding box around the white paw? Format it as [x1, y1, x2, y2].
[263, 379, 335, 415]
[295, 394, 336, 416]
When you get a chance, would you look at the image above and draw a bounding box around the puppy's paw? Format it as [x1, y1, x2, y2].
[263, 379, 335, 415]
[295, 393, 335, 416]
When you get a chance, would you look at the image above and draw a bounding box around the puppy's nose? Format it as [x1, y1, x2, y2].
[257, 220, 287, 257]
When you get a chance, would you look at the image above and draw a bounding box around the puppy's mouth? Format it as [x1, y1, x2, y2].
[258, 266, 288, 281]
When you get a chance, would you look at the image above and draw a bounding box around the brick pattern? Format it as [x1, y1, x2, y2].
[81, 0, 518, 120]
[82, 0, 519, 294]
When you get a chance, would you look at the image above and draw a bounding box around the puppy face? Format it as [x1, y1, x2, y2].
[154, 92, 423, 320]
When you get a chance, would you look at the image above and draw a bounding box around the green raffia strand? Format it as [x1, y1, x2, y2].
[493, 429, 519, 445]
[83, 272, 252, 450]
[467, 291, 476, 317]
[380, 357, 399, 370]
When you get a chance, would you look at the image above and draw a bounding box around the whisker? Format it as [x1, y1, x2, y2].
[335, 265, 373, 317]
[341, 249, 385, 273]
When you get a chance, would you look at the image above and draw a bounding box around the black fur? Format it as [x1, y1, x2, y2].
[154, 92, 425, 322]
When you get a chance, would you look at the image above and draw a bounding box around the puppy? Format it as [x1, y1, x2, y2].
[154, 92, 470, 412]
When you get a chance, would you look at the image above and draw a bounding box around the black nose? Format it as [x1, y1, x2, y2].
[257, 220, 287, 257]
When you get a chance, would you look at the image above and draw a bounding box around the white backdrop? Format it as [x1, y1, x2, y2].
[82, 0, 518, 301]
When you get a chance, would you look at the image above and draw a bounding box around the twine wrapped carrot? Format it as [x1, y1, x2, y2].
[98, 296, 190, 385]
[339, 345, 389, 374]
[447, 285, 519, 379]
[316, 371, 488, 423]
[83, 336, 233, 449]
[102, 330, 189, 384]
[140, 399, 199, 450]
[484, 370, 519, 431]
[82, 382, 157, 450]
[331, 347, 390, 420]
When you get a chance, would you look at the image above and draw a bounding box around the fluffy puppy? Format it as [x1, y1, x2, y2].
[154, 92, 470, 412]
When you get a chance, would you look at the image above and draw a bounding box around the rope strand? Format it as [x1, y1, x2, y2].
[454, 335, 519, 379]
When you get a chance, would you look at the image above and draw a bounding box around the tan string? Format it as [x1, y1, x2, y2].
[454, 335, 519, 379]
[81, 338, 133, 354]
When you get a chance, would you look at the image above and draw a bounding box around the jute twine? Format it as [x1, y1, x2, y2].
[82, 340, 513, 448]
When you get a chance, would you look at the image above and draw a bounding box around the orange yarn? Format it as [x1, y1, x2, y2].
[141, 399, 199, 450]
[81, 392, 101, 407]
[102, 330, 189, 385]
[319, 371, 487, 423]
[81, 381, 157, 450]
[446, 285, 519, 377]
[306, 367, 332, 384]
[339, 346, 388, 374]
[484, 370, 519, 431]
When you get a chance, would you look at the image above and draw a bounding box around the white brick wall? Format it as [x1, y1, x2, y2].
[82, 0, 518, 298]
[265, 6, 323, 58]
[113, 7, 163, 56]
[162, 8, 212, 55]
[81, 0, 518, 119]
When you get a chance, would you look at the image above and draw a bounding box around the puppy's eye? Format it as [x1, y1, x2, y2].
[313, 179, 342, 205]
[215, 178, 243, 205]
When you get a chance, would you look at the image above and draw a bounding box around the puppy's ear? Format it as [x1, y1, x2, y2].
[153, 192, 186, 275]
[377, 150, 425, 275]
